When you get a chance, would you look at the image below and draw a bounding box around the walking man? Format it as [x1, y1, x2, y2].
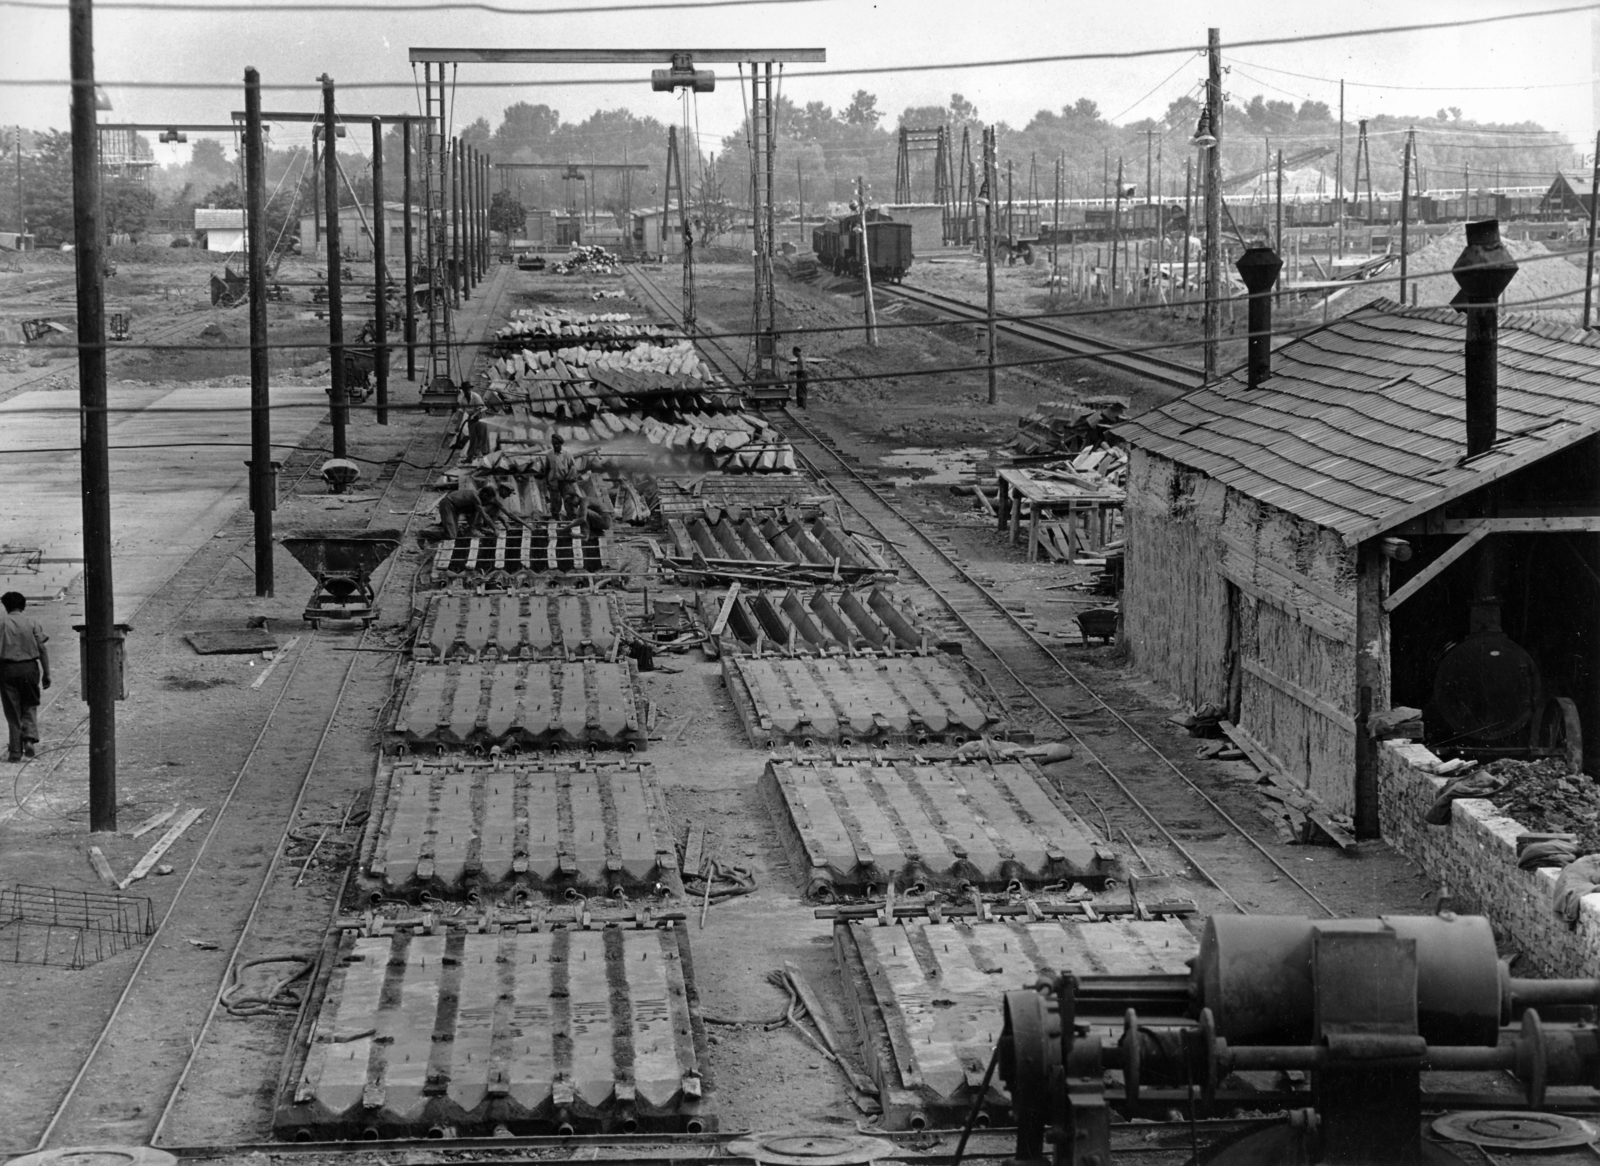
[0, 592, 50, 762]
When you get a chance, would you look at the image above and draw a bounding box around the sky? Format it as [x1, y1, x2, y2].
[3, 0, 1598, 166]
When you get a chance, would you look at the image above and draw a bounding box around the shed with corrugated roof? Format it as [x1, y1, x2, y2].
[1114, 297, 1600, 835]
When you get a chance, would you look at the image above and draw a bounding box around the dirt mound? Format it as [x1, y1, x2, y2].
[1337, 226, 1590, 325]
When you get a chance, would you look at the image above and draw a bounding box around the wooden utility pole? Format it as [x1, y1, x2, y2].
[984, 127, 997, 404]
[1111, 156, 1124, 299]
[1400, 129, 1414, 304]
[69, 0, 118, 832]
[1275, 149, 1284, 252]
[321, 75, 347, 459]
[244, 68, 274, 595]
[1585, 130, 1600, 327]
[1051, 155, 1062, 304]
[1182, 158, 1192, 316]
[372, 117, 389, 424]
[1203, 26, 1223, 379]
[401, 117, 416, 380]
[1336, 80, 1345, 259]
[856, 175, 878, 346]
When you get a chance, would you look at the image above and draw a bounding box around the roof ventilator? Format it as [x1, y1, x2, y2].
[1235, 244, 1282, 389]
[1450, 218, 1518, 458]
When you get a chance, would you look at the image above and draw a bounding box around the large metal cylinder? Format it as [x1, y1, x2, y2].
[1196, 914, 1503, 1047]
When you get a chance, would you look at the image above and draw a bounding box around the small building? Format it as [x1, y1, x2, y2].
[194, 207, 246, 253]
[1538, 170, 1593, 220]
[1115, 281, 1600, 835]
[297, 202, 423, 261]
[631, 206, 685, 256]
[0, 230, 35, 252]
[881, 202, 946, 251]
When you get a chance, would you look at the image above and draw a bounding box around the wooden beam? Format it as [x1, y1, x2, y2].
[1219, 533, 1355, 615]
[1220, 566, 1354, 645]
[1353, 540, 1389, 840]
[1394, 514, 1600, 536]
[1242, 658, 1357, 733]
[409, 48, 827, 64]
[119, 807, 204, 890]
[1381, 525, 1490, 612]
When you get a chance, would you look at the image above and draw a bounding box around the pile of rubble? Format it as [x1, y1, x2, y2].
[493, 310, 673, 350]
[1486, 759, 1600, 854]
[1013, 398, 1129, 457]
[551, 245, 620, 274]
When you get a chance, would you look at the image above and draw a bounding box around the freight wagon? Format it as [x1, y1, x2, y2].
[813, 212, 914, 282]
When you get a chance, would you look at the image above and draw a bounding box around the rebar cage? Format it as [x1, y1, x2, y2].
[0, 884, 154, 969]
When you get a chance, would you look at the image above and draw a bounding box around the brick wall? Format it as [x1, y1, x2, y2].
[1377, 740, 1600, 977]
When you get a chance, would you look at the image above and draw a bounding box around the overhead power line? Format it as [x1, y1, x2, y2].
[3, 2, 1596, 91]
[1227, 54, 1595, 93]
[3, 0, 831, 12]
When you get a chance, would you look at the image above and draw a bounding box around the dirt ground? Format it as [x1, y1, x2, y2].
[0, 247, 1453, 1162]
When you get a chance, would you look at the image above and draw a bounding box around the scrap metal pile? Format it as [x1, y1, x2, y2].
[550, 244, 621, 274]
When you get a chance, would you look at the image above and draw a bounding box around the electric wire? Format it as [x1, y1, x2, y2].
[8, 2, 1598, 91]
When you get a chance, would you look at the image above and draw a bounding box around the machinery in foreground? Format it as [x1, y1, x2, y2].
[999, 914, 1600, 1164]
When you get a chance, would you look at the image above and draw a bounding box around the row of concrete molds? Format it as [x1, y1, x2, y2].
[666, 511, 893, 581]
[721, 655, 1004, 748]
[760, 759, 1119, 897]
[391, 660, 645, 752]
[278, 925, 709, 1139]
[655, 474, 821, 520]
[697, 586, 933, 657]
[366, 760, 680, 899]
[415, 592, 624, 662]
[834, 915, 1198, 1129]
[432, 527, 611, 582]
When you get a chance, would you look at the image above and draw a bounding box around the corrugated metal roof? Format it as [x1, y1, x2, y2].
[1113, 299, 1600, 544]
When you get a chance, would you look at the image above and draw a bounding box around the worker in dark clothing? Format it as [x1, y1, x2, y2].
[437, 482, 502, 540]
[544, 434, 586, 528]
[791, 345, 809, 409]
[0, 592, 50, 762]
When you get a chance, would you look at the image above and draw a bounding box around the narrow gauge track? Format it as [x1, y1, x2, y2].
[876, 280, 1203, 392]
[623, 264, 1334, 919]
[34, 266, 513, 1151]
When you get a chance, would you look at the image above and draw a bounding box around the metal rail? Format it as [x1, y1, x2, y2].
[36, 266, 514, 1151]
[623, 264, 1336, 920]
[877, 280, 1203, 392]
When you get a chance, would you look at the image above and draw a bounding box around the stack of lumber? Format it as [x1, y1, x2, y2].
[1013, 397, 1129, 456]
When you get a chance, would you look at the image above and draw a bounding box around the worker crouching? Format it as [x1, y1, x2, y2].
[540, 434, 612, 539]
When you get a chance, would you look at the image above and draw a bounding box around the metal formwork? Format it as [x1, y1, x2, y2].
[760, 759, 1119, 897]
[392, 660, 645, 752]
[367, 760, 680, 898]
[721, 655, 1004, 748]
[277, 926, 710, 1139]
[415, 592, 624, 662]
[432, 527, 611, 582]
[698, 586, 932, 657]
[668, 512, 892, 577]
[835, 916, 1198, 1129]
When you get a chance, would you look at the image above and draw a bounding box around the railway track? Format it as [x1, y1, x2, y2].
[33, 265, 513, 1151]
[876, 280, 1203, 392]
[624, 263, 1335, 920]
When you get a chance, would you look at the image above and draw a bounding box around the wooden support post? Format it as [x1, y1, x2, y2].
[244, 67, 274, 595]
[402, 116, 416, 380]
[1354, 539, 1389, 840]
[371, 117, 388, 425]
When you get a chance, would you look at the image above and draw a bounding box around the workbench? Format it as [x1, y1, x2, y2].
[994, 467, 1123, 563]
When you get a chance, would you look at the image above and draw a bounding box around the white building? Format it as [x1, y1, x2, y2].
[194, 208, 246, 253]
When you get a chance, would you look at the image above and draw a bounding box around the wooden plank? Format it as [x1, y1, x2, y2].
[1241, 657, 1357, 733]
[1221, 566, 1353, 645]
[1427, 515, 1600, 534]
[126, 807, 175, 839]
[709, 581, 742, 636]
[1219, 533, 1355, 615]
[1220, 719, 1356, 850]
[1382, 525, 1490, 612]
[87, 845, 118, 887]
[119, 807, 204, 889]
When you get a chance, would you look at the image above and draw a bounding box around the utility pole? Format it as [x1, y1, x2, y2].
[13, 126, 22, 239]
[797, 155, 804, 248]
[401, 116, 416, 380]
[1275, 149, 1284, 252]
[311, 131, 320, 248]
[1400, 128, 1414, 304]
[1585, 130, 1600, 327]
[1051, 154, 1061, 304]
[1203, 26, 1223, 380]
[857, 175, 878, 346]
[321, 75, 347, 460]
[1005, 158, 1014, 246]
[372, 117, 388, 424]
[1336, 80, 1345, 259]
[69, 0, 118, 833]
[1143, 127, 1157, 205]
[244, 68, 273, 597]
[1182, 157, 1192, 316]
[984, 127, 997, 404]
[1111, 156, 1123, 300]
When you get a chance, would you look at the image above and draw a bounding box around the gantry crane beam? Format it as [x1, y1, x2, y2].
[408, 48, 824, 63]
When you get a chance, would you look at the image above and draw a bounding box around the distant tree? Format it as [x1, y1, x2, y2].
[460, 116, 492, 149]
[19, 130, 74, 244]
[203, 180, 243, 208]
[794, 101, 835, 140]
[1297, 100, 1332, 123]
[104, 177, 156, 240]
[898, 103, 948, 130]
[493, 102, 560, 153]
[949, 93, 979, 125]
[489, 189, 525, 234]
[1068, 98, 1102, 124]
[842, 90, 882, 128]
[189, 137, 235, 186]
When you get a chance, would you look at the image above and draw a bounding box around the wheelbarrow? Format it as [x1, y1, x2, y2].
[280, 529, 402, 628]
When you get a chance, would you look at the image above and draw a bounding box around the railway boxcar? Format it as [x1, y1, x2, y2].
[813, 212, 914, 282]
